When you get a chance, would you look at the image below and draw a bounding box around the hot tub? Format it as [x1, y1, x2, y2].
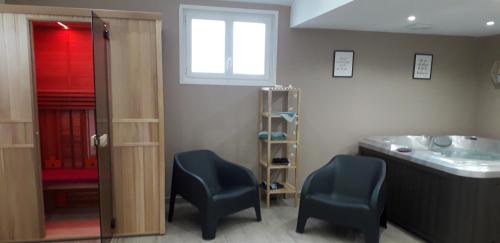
[360, 135, 500, 178]
[359, 136, 500, 243]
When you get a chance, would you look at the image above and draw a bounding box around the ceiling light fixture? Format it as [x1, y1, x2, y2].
[486, 21, 495, 26]
[57, 22, 69, 29]
[408, 15, 416, 22]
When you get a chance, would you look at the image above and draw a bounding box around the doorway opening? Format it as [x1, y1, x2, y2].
[31, 21, 100, 240]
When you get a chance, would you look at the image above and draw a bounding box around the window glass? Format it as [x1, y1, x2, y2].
[232, 21, 266, 75]
[191, 19, 225, 73]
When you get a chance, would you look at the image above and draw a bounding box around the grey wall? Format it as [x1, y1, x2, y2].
[476, 35, 500, 139]
[8, 0, 484, 188]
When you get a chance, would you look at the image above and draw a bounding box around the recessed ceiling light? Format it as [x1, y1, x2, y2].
[57, 21, 69, 30]
[408, 15, 416, 22]
[486, 21, 495, 26]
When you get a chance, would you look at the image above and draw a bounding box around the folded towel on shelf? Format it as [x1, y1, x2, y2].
[258, 131, 287, 141]
[277, 112, 296, 122]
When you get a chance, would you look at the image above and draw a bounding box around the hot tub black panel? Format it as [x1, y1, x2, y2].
[360, 147, 500, 243]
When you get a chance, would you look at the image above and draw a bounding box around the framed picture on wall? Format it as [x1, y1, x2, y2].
[333, 50, 354, 78]
[413, 53, 433, 80]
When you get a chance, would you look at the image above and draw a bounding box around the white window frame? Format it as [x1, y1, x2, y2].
[179, 5, 278, 86]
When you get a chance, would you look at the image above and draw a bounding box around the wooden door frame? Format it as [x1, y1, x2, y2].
[27, 17, 45, 241]
[155, 19, 165, 235]
[27, 16, 102, 242]
[0, 4, 161, 20]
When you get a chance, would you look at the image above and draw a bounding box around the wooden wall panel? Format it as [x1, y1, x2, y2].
[0, 12, 44, 242]
[0, 123, 33, 146]
[0, 154, 9, 238]
[112, 147, 161, 234]
[107, 18, 165, 236]
[0, 14, 33, 122]
[2, 148, 42, 240]
[113, 122, 159, 145]
[108, 19, 158, 120]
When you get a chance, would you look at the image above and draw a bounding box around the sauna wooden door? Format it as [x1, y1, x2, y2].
[105, 18, 165, 235]
[92, 12, 114, 240]
[0, 13, 44, 242]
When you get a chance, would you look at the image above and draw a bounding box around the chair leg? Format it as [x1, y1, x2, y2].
[201, 214, 218, 240]
[363, 226, 380, 243]
[380, 209, 387, 228]
[296, 211, 308, 233]
[254, 192, 262, 222]
[168, 191, 176, 222]
[254, 205, 262, 222]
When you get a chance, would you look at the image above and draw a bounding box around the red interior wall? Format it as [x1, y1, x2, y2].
[33, 22, 94, 93]
[33, 22, 97, 173]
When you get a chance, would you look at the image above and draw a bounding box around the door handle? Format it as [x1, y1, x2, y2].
[98, 134, 108, 148]
[91, 134, 108, 148]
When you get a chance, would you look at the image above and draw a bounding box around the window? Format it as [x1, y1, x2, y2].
[180, 5, 278, 86]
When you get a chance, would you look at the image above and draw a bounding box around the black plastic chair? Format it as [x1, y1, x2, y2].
[296, 155, 386, 243]
[168, 150, 261, 240]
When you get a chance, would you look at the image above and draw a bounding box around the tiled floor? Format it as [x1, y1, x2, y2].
[63, 200, 424, 243]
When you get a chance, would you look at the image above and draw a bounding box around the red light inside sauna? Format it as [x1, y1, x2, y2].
[57, 21, 69, 29]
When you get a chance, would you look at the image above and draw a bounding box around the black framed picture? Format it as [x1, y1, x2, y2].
[333, 50, 354, 78]
[413, 53, 433, 80]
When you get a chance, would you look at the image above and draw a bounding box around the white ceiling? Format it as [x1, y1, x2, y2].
[291, 0, 500, 37]
[218, 0, 500, 37]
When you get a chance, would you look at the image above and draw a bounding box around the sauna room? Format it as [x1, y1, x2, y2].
[0, 5, 165, 243]
[32, 20, 100, 239]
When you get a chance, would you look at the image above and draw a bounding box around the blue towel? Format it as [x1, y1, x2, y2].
[277, 112, 296, 122]
[258, 131, 287, 141]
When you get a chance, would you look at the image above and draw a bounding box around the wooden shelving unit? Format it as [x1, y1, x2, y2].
[258, 86, 301, 207]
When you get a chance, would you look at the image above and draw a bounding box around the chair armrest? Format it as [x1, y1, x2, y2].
[216, 158, 258, 187]
[172, 159, 213, 207]
[301, 162, 335, 196]
[369, 167, 386, 212]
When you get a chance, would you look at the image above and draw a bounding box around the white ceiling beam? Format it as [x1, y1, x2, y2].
[290, 0, 354, 27]
[215, 0, 293, 6]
